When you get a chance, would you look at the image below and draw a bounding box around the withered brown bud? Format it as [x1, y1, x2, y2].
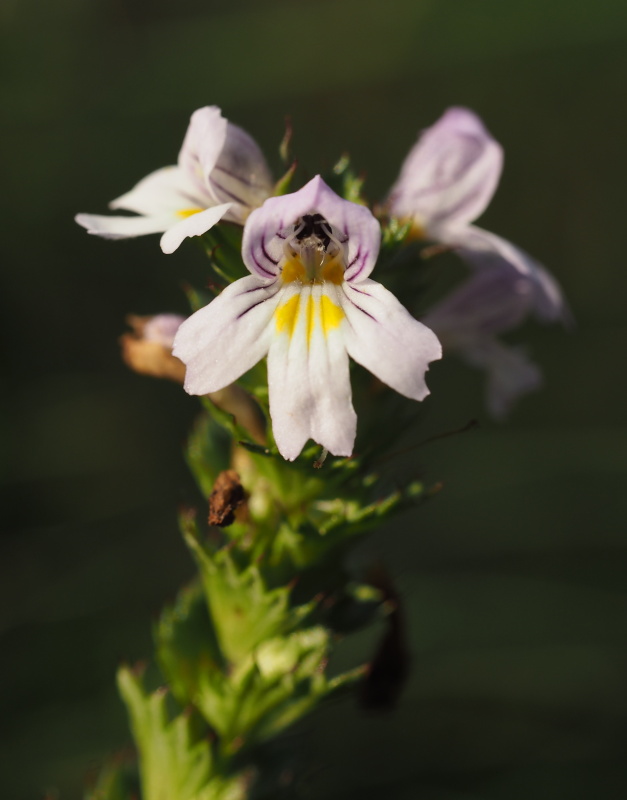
[208, 469, 246, 527]
[120, 314, 186, 383]
[121, 315, 266, 444]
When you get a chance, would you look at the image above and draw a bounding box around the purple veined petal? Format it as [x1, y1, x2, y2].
[109, 166, 211, 215]
[173, 274, 282, 395]
[267, 281, 356, 460]
[242, 175, 381, 281]
[338, 279, 442, 401]
[178, 107, 273, 221]
[208, 122, 274, 218]
[178, 106, 229, 198]
[159, 203, 233, 253]
[439, 224, 569, 324]
[421, 268, 535, 340]
[388, 107, 503, 230]
[75, 212, 174, 239]
[460, 338, 543, 420]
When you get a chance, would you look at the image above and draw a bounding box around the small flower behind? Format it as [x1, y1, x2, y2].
[422, 269, 544, 418]
[173, 176, 442, 461]
[388, 106, 569, 415]
[76, 106, 273, 253]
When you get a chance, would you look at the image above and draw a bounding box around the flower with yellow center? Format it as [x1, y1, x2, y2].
[173, 176, 442, 461]
[76, 106, 273, 253]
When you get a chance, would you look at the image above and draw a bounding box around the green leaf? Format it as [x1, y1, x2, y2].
[195, 628, 361, 753]
[117, 666, 214, 800]
[186, 411, 232, 498]
[155, 581, 225, 706]
[199, 225, 248, 284]
[273, 161, 297, 196]
[183, 523, 314, 666]
[326, 154, 367, 205]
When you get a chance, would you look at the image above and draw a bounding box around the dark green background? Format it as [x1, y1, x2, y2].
[2, 1, 626, 798]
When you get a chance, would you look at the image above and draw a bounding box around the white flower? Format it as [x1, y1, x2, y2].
[76, 106, 273, 253]
[388, 107, 565, 317]
[173, 176, 442, 461]
[389, 107, 569, 416]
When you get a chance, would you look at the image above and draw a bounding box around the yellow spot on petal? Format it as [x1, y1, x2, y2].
[320, 295, 344, 336]
[320, 256, 345, 284]
[275, 294, 300, 338]
[177, 207, 204, 218]
[281, 258, 307, 283]
[275, 293, 344, 345]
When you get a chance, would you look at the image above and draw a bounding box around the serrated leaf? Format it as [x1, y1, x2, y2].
[195, 628, 343, 752]
[117, 666, 214, 800]
[183, 525, 314, 666]
[155, 581, 225, 706]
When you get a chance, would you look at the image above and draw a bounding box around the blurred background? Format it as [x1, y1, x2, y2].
[2, 0, 626, 798]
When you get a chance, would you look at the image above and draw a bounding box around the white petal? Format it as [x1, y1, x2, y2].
[75, 212, 173, 239]
[178, 106, 228, 197]
[339, 279, 442, 401]
[110, 166, 210, 215]
[172, 274, 281, 394]
[388, 107, 503, 229]
[159, 204, 233, 253]
[267, 283, 356, 460]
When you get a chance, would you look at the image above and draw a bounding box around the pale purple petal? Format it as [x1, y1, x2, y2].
[209, 122, 274, 216]
[388, 107, 503, 230]
[172, 274, 281, 395]
[177, 106, 228, 199]
[461, 339, 542, 420]
[159, 204, 233, 254]
[422, 269, 546, 419]
[242, 176, 381, 281]
[178, 107, 273, 223]
[438, 224, 568, 324]
[267, 282, 356, 460]
[143, 314, 186, 348]
[75, 212, 173, 239]
[109, 166, 210, 215]
[422, 268, 534, 339]
[338, 279, 442, 401]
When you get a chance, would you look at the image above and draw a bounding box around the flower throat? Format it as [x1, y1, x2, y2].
[281, 214, 345, 285]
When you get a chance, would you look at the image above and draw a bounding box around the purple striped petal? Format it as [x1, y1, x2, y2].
[178, 106, 273, 223]
[242, 176, 381, 281]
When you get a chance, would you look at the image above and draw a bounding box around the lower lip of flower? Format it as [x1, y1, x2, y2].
[275, 290, 344, 345]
